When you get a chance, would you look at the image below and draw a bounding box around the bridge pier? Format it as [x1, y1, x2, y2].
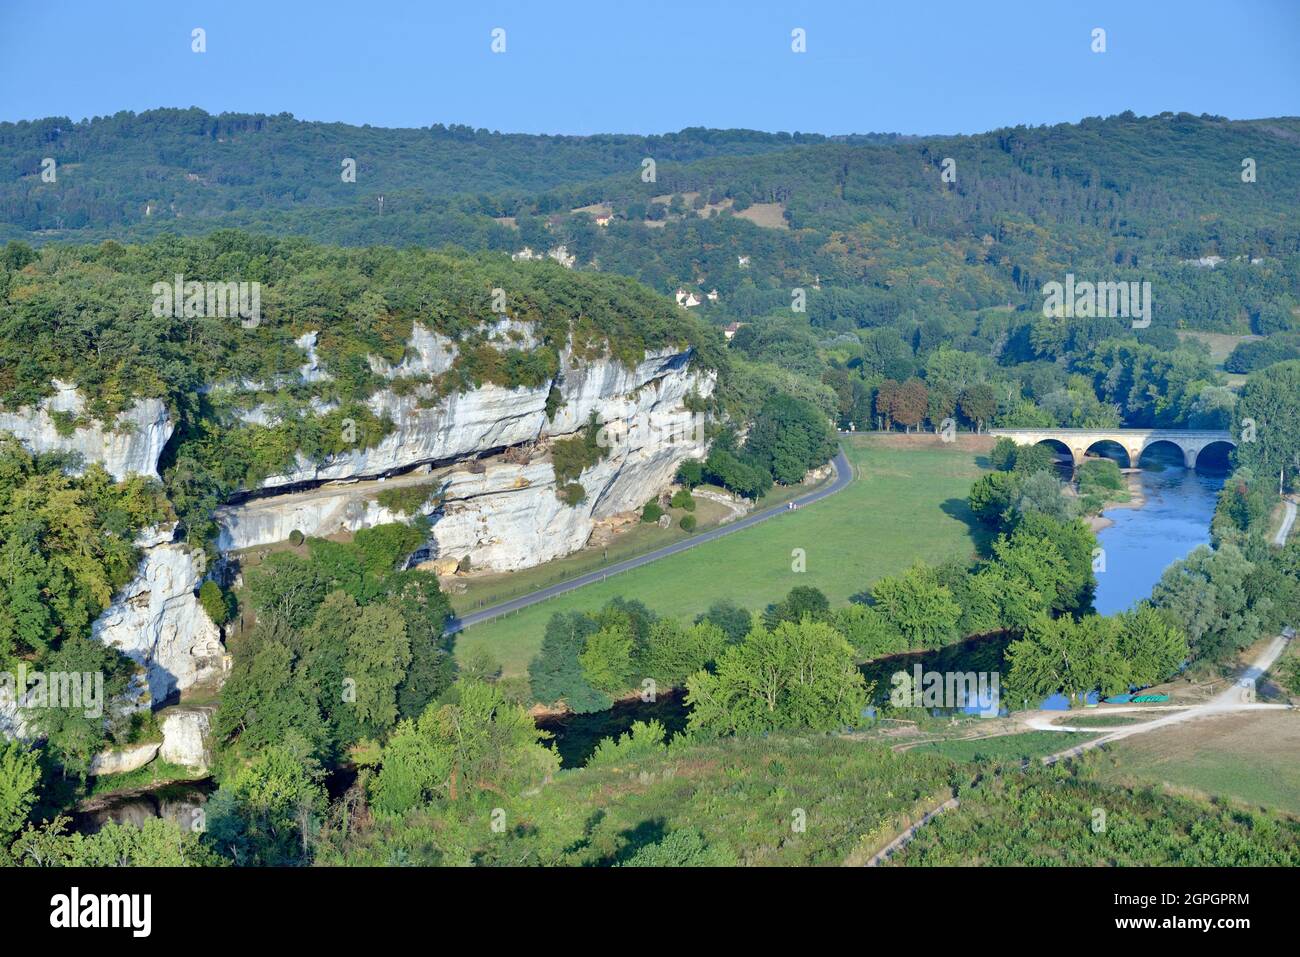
[1128, 447, 1143, 470]
[1184, 447, 1198, 470]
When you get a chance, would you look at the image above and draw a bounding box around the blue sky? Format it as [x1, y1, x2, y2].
[1, 0, 1296, 135]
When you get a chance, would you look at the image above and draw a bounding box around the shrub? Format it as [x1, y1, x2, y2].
[198, 580, 231, 626]
[670, 489, 696, 511]
[50, 410, 79, 438]
[641, 501, 664, 523]
[377, 483, 433, 516]
[457, 554, 472, 574]
[558, 482, 586, 506]
[1078, 458, 1125, 493]
[990, 437, 1020, 471]
[551, 413, 608, 485]
[288, 529, 305, 547]
[679, 514, 697, 532]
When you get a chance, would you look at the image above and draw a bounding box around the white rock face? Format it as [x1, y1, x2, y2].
[159, 707, 214, 772]
[295, 330, 332, 384]
[216, 344, 713, 571]
[89, 742, 161, 776]
[259, 334, 702, 488]
[74, 329, 712, 715]
[91, 544, 225, 704]
[0, 380, 173, 481]
[367, 322, 458, 378]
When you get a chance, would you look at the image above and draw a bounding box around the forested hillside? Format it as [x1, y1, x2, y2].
[5, 111, 1297, 335]
[0, 108, 898, 238]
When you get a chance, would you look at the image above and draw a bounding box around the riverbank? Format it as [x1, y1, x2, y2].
[1086, 469, 1148, 532]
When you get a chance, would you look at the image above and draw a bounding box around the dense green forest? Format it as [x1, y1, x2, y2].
[6, 111, 1299, 339]
[0, 109, 894, 237]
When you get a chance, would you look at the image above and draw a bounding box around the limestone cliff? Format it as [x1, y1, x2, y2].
[8, 322, 711, 711]
[217, 332, 712, 571]
[0, 379, 172, 481]
[90, 543, 226, 704]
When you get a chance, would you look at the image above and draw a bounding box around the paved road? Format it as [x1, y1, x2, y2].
[1036, 632, 1294, 765]
[1274, 498, 1297, 547]
[446, 447, 853, 635]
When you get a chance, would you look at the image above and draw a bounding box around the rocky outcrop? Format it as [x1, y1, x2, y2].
[91, 544, 225, 704]
[215, 340, 712, 571]
[258, 326, 703, 488]
[88, 742, 161, 776]
[159, 707, 214, 773]
[0, 693, 29, 742]
[74, 324, 711, 716]
[0, 379, 173, 481]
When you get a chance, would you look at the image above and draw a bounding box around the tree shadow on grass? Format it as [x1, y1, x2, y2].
[609, 818, 668, 865]
[939, 497, 992, 552]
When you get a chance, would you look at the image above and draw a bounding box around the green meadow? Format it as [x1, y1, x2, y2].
[454, 434, 993, 678]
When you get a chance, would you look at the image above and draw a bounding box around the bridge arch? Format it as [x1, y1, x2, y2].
[1034, 438, 1074, 464]
[987, 428, 1237, 474]
[1084, 439, 1130, 468]
[1189, 439, 1235, 472]
[1137, 439, 1186, 470]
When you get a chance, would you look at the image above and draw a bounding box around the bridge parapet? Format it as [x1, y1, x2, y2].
[987, 428, 1235, 469]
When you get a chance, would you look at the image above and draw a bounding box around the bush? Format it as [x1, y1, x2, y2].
[558, 482, 586, 506]
[288, 529, 305, 547]
[679, 514, 697, 532]
[198, 580, 231, 627]
[377, 483, 433, 516]
[990, 437, 1019, 471]
[551, 413, 608, 485]
[1078, 458, 1125, 493]
[670, 489, 696, 511]
[457, 554, 473, 574]
[641, 501, 664, 523]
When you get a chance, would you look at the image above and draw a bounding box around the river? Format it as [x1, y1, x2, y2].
[1092, 455, 1225, 615]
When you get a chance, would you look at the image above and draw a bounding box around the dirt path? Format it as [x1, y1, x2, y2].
[864, 798, 960, 866]
[1037, 633, 1293, 765]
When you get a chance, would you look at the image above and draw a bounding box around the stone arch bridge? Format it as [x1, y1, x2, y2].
[987, 428, 1236, 470]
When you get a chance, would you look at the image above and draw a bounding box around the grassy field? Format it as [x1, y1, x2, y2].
[1054, 714, 1146, 729]
[447, 481, 808, 616]
[1087, 711, 1300, 817]
[455, 433, 993, 678]
[323, 734, 961, 866]
[1176, 330, 1257, 366]
[905, 731, 1096, 764]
